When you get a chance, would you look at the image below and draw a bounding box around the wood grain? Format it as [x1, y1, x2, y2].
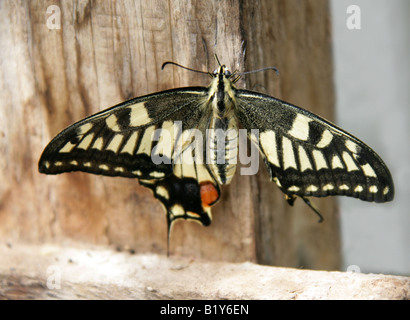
[0, 0, 340, 269]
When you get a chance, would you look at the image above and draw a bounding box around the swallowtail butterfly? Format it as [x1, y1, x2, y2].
[39, 58, 394, 245]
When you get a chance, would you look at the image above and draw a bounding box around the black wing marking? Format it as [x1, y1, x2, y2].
[235, 89, 394, 203]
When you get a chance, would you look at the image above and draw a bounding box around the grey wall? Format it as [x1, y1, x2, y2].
[330, 0, 410, 275]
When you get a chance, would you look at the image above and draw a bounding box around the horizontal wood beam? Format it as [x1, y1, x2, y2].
[1, 243, 408, 299]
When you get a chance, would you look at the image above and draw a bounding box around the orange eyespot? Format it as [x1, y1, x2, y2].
[199, 181, 219, 207]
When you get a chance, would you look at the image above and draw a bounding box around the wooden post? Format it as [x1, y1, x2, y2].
[0, 0, 340, 270]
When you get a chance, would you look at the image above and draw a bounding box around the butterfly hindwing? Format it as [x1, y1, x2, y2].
[140, 162, 220, 228]
[235, 90, 394, 203]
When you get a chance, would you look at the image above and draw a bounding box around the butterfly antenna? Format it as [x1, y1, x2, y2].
[301, 197, 324, 223]
[161, 61, 209, 75]
[238, 66, 280, 77]
[214, 54, 222, 67]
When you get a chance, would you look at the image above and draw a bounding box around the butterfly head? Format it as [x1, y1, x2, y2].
[210, 65, 241, 84]
[212, 65, 232, 77]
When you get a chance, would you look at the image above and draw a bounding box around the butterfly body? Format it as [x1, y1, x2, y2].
[39, 62, 394, 241]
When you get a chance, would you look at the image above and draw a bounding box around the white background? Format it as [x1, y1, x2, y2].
[331, 0, 410, 275]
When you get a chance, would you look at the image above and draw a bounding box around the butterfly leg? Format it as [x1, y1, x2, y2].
[285, 194, 324, 223]
[301, 197, 324, 223]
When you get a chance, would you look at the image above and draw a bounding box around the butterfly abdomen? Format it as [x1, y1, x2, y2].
[207, 116, 238, 185]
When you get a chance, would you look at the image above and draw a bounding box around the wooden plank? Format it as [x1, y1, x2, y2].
[241, 0, 340, 269]
[1, 243, 408, 300]
[0, 0, 340, 269]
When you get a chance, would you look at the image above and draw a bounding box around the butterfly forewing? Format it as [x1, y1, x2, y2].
[39, 88, 208, 179]
[235, 90, 394, 203]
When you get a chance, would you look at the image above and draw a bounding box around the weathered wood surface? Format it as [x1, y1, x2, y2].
[1, 243, 408, 300]
[0, 0, 339, 269]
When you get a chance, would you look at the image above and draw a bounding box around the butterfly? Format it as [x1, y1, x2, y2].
[39, 57, 394, 248]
